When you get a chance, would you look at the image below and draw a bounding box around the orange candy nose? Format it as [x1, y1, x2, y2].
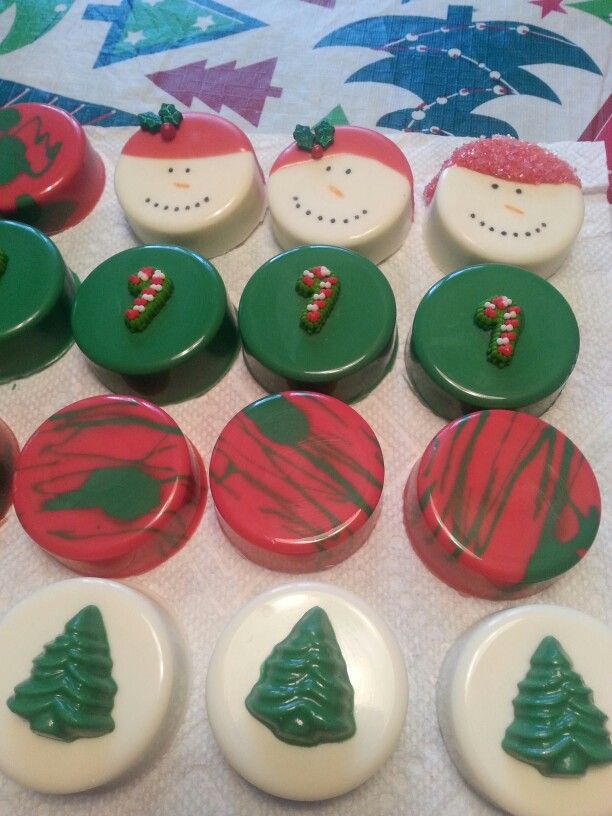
[504, 204, 524, 215]
[173, 182, 190, 189]
[328, 185, 344, 198]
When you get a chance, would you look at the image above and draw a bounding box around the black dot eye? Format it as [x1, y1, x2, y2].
[168, 167, 174, 173]
[515, 188, 522, 194]
[491, 183, 499, 189]
[345, 168, 351, 174]
[185, 167, 190, 173]
[326, 165, 331, 172]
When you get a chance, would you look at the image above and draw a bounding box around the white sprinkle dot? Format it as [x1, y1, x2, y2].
[412, 110, 426, 120]
[405, 33, 418, 41]
[493, 85, 506, 95]
[489, 70, 501, 79]
[436, 96, 448, 105]
[416, 44, 427, 53]
[459, 88, 469, 97]
[516, 25, 529, 35]
[447, 47, 461, 58]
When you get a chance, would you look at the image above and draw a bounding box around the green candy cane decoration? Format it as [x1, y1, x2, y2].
[296, 265, 340, 334]
[475, 295, 523, 367]
[124, 266, 173, 332]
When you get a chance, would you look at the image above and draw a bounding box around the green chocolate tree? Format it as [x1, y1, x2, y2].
[7, 605, 118, 742]
[245, 606, 356, 747]
[502, 636, 612, 776]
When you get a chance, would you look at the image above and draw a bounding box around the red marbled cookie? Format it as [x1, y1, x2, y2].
[13, 395, 207, 577]
[403, 410, 600, 599]
[210, 392, 384, 572]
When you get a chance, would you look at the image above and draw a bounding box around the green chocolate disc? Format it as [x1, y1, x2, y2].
[407, 263, 579, 419]
[71, 245, 238, 404]
[238, 245, 397, 403]
[0, 220, 76, 382]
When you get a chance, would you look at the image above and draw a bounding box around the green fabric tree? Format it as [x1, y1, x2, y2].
[502, 636, 612, 776]
[245, 606, 356, 747]
[7, 605, 117, 742]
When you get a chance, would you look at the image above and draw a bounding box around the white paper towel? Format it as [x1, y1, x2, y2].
[0, 131, 609, 816]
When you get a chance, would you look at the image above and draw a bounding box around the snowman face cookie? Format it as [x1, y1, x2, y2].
[268, 126, 413, 264]
[115, 110, 265, 259]
[424, 138, 583, 279]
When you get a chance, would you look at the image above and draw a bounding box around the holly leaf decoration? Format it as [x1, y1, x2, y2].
[314, 118, 335, 148]
[159, 103, 182, 127]
[293, 123, 315, 151]
[138, 110, 161, 132]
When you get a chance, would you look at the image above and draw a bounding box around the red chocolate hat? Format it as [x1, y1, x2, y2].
[122, 111, 256, 160]
[270, 125, 414, 187]
[424, 136, 581, 205]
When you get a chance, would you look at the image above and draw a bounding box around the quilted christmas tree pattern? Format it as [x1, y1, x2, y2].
[316, 5, 601, 137]
[0, 80, 138, 127]
[0, 0, 75, 55]
[83, 0, 266, 68]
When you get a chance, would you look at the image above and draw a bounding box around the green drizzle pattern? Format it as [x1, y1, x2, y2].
[245, 606, 356, 747]
[503, 636, 612, 776]
[7, 605, 117, 742]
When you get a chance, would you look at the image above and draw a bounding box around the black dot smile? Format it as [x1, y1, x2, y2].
[144, 195, 211, 212]
[469, 212, 548, 237]
[292, 195, 368, 224]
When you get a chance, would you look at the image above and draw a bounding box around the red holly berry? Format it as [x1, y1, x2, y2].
[311, 144, 323, 159]
[160, 122, 176, 142]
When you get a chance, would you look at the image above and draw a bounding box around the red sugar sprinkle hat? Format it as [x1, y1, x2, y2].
[122, 112, 256, 160]
[423, 136, 581, 205]
[270, 125, 414, 186]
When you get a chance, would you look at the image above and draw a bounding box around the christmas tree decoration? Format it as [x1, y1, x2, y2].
[503, 636, 612, 776]
[438, 605, 612, 816]
[206, 583, 408, 800]
[0, 578, 188, 793]
[0, 80, 138, 127]
[0, 0, 75, 55]
[297, 265, 340, 333]
[147, 58, 282, 127]
[245, 606, 356, 747]
[83, 0, 265, 68]
[474, 295, 523, 366]
[7, 605, 117, 742]
[315, 5, 601, 137]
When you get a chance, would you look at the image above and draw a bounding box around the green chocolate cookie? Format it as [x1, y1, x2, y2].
[407, 263, 579, 419]
[71, 245, 238, 404]
[238, 245, 397, 403]
[0, 220, 76, 382]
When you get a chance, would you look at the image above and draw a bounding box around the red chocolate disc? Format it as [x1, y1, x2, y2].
[209, 392, 384, 572]
[403, 410, 600, 599]
[0, 417, 18, 523]
[0, 103, 105, 234]
[13, 395, 207, 577]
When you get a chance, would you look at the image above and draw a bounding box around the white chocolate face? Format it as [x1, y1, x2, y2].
[426, 166, 584, 278]
[268, 154, 412, 264]
[438, 605, 612, 816]
[115, 151, 265, 256]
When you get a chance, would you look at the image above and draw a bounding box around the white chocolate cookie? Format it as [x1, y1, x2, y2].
[0, 578, 186, 793]
[115, 109, 265, 258]
[438, 605, 612, 816]
[206, 582, 408, 800]
[268, 125, 414, 264]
